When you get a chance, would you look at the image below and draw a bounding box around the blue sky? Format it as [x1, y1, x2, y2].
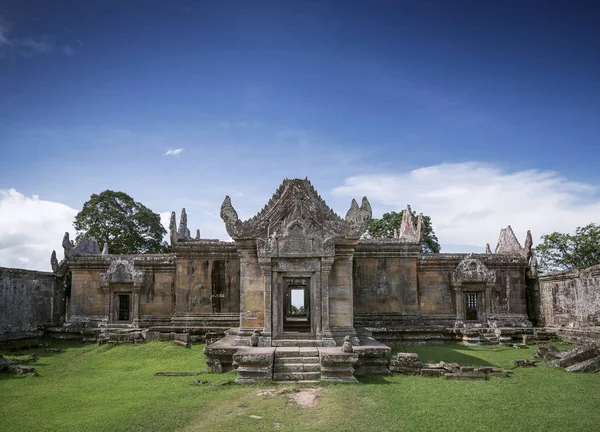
[1, 1, 599, 270]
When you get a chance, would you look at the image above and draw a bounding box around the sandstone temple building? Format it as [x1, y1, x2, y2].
[2, 178, 599, 381]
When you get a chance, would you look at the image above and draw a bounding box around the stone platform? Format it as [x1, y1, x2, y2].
[204, 334, 391, 383]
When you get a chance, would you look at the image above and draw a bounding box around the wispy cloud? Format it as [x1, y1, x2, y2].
[0, 15, 74, 60]
[333, 162, 600, 251]
[164, 148, 184, 156]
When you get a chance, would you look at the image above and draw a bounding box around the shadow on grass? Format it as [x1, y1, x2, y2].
[356, 375, 400, 385]
[392, 344, 498, 367]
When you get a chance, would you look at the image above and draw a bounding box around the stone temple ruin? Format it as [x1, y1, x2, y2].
[2, 178, 599, 382]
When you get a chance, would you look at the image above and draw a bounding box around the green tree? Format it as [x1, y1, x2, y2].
[74, 190, 168, 254]
[367, 210, 440, 253]
[534, 223, 600, 271]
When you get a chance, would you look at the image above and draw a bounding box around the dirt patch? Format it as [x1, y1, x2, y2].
[286, 388, 322, 408]
[255, 386, 322, 408]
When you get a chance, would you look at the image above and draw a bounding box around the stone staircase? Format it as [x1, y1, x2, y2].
[273, 347, 321, 382]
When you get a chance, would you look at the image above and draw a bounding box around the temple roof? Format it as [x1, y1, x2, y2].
[220, 178, 371, 240]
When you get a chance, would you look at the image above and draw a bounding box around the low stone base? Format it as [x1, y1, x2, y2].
[353, 335, 391, 376]
[319, 348, 358, 383]
[390, 352, 421, 374]
[233, 348, 275, 384]
[204, 335, 239, 372]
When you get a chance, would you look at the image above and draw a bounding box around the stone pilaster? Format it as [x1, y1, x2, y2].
[234, 239, 263, 346]
[320, 257, 335, 347]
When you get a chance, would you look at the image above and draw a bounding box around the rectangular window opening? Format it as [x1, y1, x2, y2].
[118, 294, 131, 321]
[466, 293, 478, 321]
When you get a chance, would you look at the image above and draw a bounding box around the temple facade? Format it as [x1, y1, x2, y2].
[53, 178, 537, 349]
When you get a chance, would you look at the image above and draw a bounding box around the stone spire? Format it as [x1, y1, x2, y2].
[485, 243, 492, 254]
[195, 229, 200, 240]
[169, 211, 177, 245]
[102, 241, 109, 255]
[398, 205, 420, 243]
[416, 213, 423, 242]
[527, 251, 539, 279]
[524, 230, 533, 260]
[345, 197, 372, 226]
[495, 225, 533, 258]
[177, 208, 191, 240]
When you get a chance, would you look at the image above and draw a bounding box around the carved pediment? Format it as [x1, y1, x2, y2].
[100, 259, 145, 287]
[452, 255, 496, 285]
[220, 178, 371, 243]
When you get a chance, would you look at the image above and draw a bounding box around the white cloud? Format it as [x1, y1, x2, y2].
[159, 211, 172, 242]
[332, 162, 600, 251]
[164, 148, 184, 156]
[0, 189, 77, 271]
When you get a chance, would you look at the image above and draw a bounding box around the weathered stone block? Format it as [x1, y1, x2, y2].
[514, 359, 535, 368]
[390, 352, 421, 374]
[565, 354, 600, 373]
[320, 348, 358, 383]
[556, 345, 600, 368]
[535, 345, 565, 360]
[421, 368, 445, 377]
[233, 347, 275, 383]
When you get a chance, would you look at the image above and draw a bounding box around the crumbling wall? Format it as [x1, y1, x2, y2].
[539, 265, 600, 327]
[0, 267, 62, 341]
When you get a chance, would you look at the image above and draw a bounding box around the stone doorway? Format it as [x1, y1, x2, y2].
[283, 277, 311, 334]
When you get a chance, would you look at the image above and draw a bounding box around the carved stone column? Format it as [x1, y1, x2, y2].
[454, 283, 464, 324]
[484, 282, 494, 322]
[320, 257, 335, 347]
[234, 239, 262, 346]
[132, 291, 140, 326]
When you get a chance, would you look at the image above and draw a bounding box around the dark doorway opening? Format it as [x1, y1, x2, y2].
[466, 293, 478, 321]
[117, 294, 131, 322]
[283, 278, 310, 334]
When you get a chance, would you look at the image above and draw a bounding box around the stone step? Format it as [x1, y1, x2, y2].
[275, 356, 320, 365]
[273, 372, 321, 381]
[272, 339, 321, 347]
[274, 363, 321, 373]
[274, 347, 320, 357]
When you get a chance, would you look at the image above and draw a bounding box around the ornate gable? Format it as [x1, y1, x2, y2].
[100, 259, 145, 288]
[452, 255, 496, 285]
[220, 178, 372, 244]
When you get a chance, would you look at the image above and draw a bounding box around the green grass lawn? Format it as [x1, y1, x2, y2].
[1, 341, 598, 432]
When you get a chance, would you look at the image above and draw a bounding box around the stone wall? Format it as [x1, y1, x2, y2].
[353, 245, 530, 328]
[174, 241, 240, 315]
[68, 254, 177, 326]
[0, 267, 63, 341]
[539, 264, 600, 328]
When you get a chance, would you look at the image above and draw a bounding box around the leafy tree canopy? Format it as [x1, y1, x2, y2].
[534, 223, 600, 271]
[74, 190, 168, 254]
[367, 210, 441, 253]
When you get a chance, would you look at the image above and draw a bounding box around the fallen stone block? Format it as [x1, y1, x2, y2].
[557, 345, 600, 368]
[421, 368, 445, 377]
[390, 352, 422, 374]
[173, 340, 191, 348]
[514, 359, 535, 368]
[7, 365, 37, 374]
[535, 345, 565, 360]
[440, 361, 460, 373]
[565, 354, 600, 373]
